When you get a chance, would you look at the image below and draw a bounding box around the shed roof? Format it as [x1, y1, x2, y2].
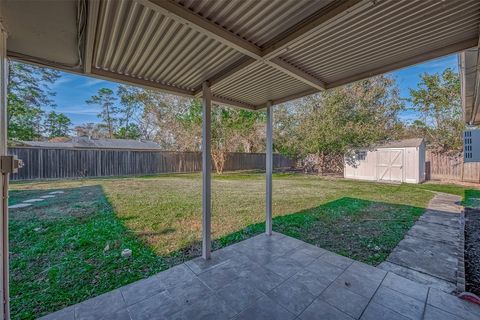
[377, 138, 424, 149]
[1, 0, 478, 110]
[21, 137, 161, 150]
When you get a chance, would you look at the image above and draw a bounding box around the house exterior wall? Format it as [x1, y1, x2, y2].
[344, 143, 425, 184]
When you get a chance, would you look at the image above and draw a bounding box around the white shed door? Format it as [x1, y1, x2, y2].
[376, 149, 403, 182]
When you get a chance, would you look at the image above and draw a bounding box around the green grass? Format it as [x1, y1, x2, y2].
[8, 172, 477, 319]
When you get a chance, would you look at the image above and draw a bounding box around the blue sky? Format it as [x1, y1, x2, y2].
[48, 54, 459, 126]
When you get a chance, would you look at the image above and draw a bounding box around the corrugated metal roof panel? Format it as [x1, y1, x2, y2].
[174, 0, 335, 47]
[279, 0, 480, 85]
[212, 62, 312, 106]
[93, 0, 243, 91]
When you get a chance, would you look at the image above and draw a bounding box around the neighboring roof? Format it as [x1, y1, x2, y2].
[460, 48, 480, 125]
[377, 138, 424, 149]
[1, 0, 479, 110]
[21, 137, 161, 150]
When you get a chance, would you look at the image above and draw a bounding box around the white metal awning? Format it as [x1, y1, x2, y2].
[1, 0, 479, 110]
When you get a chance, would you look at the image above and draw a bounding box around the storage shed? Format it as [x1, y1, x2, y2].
[344, 138, 426, 184]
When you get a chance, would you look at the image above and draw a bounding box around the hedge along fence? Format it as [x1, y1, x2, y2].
[8, 147, 295, 181]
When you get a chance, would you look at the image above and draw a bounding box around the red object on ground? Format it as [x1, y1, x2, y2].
[459, 292, 480, 305]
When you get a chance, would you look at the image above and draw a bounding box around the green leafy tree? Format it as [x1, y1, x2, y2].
[116, 85, 143, 138]
[275, 75, 403, 173]
[7, 61, 60, 140]
[115, 124, 141, 140]
[178, 99, 265, 173]
[407, 68, 463, 153]
[86, 88, 119, 139]
[43, 111, 72, 138]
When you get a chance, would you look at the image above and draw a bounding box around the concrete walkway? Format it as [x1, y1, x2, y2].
[379, 193, 463, 293]
[40, 232, 480, 320]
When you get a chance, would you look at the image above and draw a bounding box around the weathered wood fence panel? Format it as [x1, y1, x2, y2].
[8, 147, 295, 181]
[426, 151, 480, 183]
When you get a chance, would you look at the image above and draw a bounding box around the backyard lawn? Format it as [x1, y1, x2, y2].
[8, 172, 476, 319]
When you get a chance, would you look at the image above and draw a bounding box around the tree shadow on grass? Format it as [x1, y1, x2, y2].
[9, 185, 426, 319]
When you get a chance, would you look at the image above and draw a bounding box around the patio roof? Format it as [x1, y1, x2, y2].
[1, 0, 479, 110]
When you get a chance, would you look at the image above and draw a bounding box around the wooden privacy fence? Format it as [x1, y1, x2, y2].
[8, 147, 295, 181]
[426, 151, 480, 183]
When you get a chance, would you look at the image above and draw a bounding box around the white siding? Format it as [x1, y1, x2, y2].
[344, 142, 426, 184]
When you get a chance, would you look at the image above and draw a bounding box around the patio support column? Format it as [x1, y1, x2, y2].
[266, 101, 273, 235]
[0, 24, 9, 320]
[201, 81, 212, 260]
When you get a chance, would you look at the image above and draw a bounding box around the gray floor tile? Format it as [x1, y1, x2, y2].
[173, 293, 237, 320]
[288, 269, 332, 296]
[300, 299, 354, 320]
[121, 275, 165, 306]
[334, 264, 384, 299]
[237, 262, 285, 293]
[267, 277, 316, 315]
[347, 261, 387, 283]
[377, 261, 456, 293]
[216, 279, 264, 314]
[320, 282, 370, 319]
[97, 308, 131, 320]
[156, 264, 196, 289]
[197, 259, 243, 290]
[360, 302, 409, 320]
[381, 272, 428, 302]
[371, 286, 425, 320]
[234, 295, 296, 320]
[295, 242, 328, 258]
[318, 251, 354, 270]
[75, 289, 127, 320]
[184, 253, 231, 275]
[167, 277, 214, 305]
[38, 306, 75, 320]
[127, 291, 182, 320]
[234, 244, 283, 265]
[264, 256, 305, 278]
[305, 257, 344, 283]
[423, 304, 464, 320]
[288, 249, 318, 267]
[427, 288, 480, 320]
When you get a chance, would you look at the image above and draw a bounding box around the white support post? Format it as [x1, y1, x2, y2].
[0, 24, 9, 320]
[201, 82, 212, 260]
[266, 101, 273, 235]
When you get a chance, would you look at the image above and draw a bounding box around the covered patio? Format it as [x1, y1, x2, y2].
[1, 0, 480, 319]
[40, 233, 480, 320]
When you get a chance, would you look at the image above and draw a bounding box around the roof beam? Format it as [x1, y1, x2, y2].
[255, 89, 317, 110]
[195, 0, 370, 94]
[255, 37, 479, 110]
[140, 0, 329, 92]
[261, 0, 372, 60]
[84, 0, 100, 74]
[266, 58, 325, 90]
[211, 95, 256, 110]
[91, 68, 194, 97]
[137, 0, 262, 59]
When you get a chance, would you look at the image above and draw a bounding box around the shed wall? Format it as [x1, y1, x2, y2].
[344, 145, 425, 184]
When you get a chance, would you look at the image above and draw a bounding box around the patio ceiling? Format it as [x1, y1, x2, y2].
[1, 0, 480, 110]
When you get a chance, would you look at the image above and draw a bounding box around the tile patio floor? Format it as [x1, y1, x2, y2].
[40, 232, 480, 320]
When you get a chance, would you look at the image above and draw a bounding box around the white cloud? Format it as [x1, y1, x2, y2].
[78, 77, 108, 88]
